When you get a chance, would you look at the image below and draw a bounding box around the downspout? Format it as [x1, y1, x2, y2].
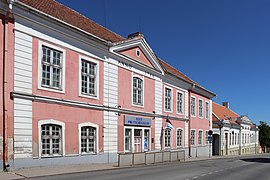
[3, 0, 14, 170]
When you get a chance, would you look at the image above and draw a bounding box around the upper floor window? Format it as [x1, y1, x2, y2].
[177, 129, 183, 147]
[41, 46, 63, 89]
[81, 59, 97, 96]
[198, 130, 202, 145]
[198, 99, 203, 118]
[41, 124, 62, 156]
[133, 77, 143, 106]
[177, 92, 183, 114]
[205, 102, 209, 119]
[165, 87, 172, 112]
[191, 97, 196, 116]
[81, 126, 97, 154]
[191, 130, 195, 145]
[164, 128, 171, 148]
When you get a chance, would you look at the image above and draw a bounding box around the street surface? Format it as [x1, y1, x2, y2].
[29, 154, 270, 180]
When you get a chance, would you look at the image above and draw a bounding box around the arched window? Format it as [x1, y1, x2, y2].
[133, 77, 143, 105]
[38, 119, 65, 157]
[177, 129, 183, 147]
[81, 126, 96, 153]
[164, 128, 171, 148]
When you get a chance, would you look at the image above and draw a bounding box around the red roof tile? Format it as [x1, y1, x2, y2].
[212, 102, 239, 125]
[18, 0, 125, 43]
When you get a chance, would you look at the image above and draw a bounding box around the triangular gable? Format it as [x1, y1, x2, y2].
[119, 46, 155, 69]
[110, 37, 164, 74]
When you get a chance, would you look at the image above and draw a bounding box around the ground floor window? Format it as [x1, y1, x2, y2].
[177, 129, 183, 147]
[125, 129, 132, 152]
[81, 126, 96, 153]
[205, 130, 209, 144]
[191, 130, 195, 145]
[198, 130, 202, 145]
[165, 128, 171, 148]
[41, 124, 62, 156]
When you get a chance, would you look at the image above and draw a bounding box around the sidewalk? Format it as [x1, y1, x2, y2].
[0, 154, 266, 180]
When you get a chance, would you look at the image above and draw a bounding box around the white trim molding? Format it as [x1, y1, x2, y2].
[78, 55, 100, 100]
[38, 119, 66, 158]
[176, 128, 184, 148]
[78, 122, 99, 155]
[38, 40, 66, 94]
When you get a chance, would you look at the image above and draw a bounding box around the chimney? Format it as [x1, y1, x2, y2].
[222, 102, 229, 109]
[128, 32, 144, 39]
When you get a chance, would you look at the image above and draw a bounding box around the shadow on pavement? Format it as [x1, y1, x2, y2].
[241, 158, 270, 163]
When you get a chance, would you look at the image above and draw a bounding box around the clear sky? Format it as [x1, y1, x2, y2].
[57, 0, 270, 125]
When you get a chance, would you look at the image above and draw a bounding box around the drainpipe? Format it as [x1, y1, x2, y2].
[3, 0, 14, 170]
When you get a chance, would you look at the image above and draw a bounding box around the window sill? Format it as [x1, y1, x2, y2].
[38, 86, 65, 94]
[40, 154, 63, 158]
[132, 103, 144, 108]
[80, 152, 98, 156]
[79, 93, 99, 100]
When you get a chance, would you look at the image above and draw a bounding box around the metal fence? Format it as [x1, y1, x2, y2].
[118, 149, 186, 167]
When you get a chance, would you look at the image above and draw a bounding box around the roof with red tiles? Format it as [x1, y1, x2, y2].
[17, 0, 215, 96]
[212, 102, 239, 125]
[18, 0, 125, 43]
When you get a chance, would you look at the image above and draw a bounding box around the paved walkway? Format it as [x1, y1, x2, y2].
[0, 154, 265, 180]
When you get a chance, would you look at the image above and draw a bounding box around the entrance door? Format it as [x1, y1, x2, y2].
[134, 129, 142, 153]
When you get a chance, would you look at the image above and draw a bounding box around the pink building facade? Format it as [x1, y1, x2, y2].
[0, 0, 215, 170]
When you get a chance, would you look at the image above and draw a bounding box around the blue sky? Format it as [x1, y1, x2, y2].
[57, 0, 270, 125]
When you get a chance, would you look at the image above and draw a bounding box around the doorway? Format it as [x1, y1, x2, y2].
[134, 129, 142, 153]
[212, 134, 220, 156]
[225, 133, 228, 155]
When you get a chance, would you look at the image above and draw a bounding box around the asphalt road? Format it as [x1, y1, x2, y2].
[29, 154, 270, 180]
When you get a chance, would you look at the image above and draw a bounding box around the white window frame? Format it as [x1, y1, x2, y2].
[79, 55, 99, 99]
[78, 122, 99, 155]
[205, 130, 209, 145]
[38, 41, 66, 93]
[132, 73, 144, 107]
[198, 99, 204, 118]
[38, 119, 65, 158]
[176, 91, 184, 115]
[190, 129, 196, 146]
[164, 86, 173, 113]
[176, 128, 184, 148]
[190, 96, 196, 117]
[164, 128, 172, 149]
[205, 101, 209, 119]
[198, 130, 203, 145]
[123, 126, 151, 153]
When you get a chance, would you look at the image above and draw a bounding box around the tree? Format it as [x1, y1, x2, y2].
[258, 121, 270, 149]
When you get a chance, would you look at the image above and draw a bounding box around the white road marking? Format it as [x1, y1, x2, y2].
[208, 172, 212, 175]
[192, 176, 198, 179]
[215, 170, 219, 173]
[201, 174, 206, 176]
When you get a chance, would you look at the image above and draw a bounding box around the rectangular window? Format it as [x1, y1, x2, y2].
[133, 77, 143, 105]
[41, 124, 62, 156]
[81, 60, 97, 96]
[199, 99, 203, 117]
[125, 129, 132, 152]
[177, 92, 183, 114]
[191, 130, 195, 145]
[164, 129, 171, 148]
[229, 133, 232, 146]
[41, 46, 63, 89]
[81, 126, 96, 153]
[205, 131, 209, 144]
[191, 97, 196, 116]
[205, 102, 209, 119]
[165, 88, 172, 111]
[177, 129, 183, 147]
[198, 131, 202, 145]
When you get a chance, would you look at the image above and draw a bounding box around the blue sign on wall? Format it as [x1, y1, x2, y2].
[124, 116, 151, 127]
